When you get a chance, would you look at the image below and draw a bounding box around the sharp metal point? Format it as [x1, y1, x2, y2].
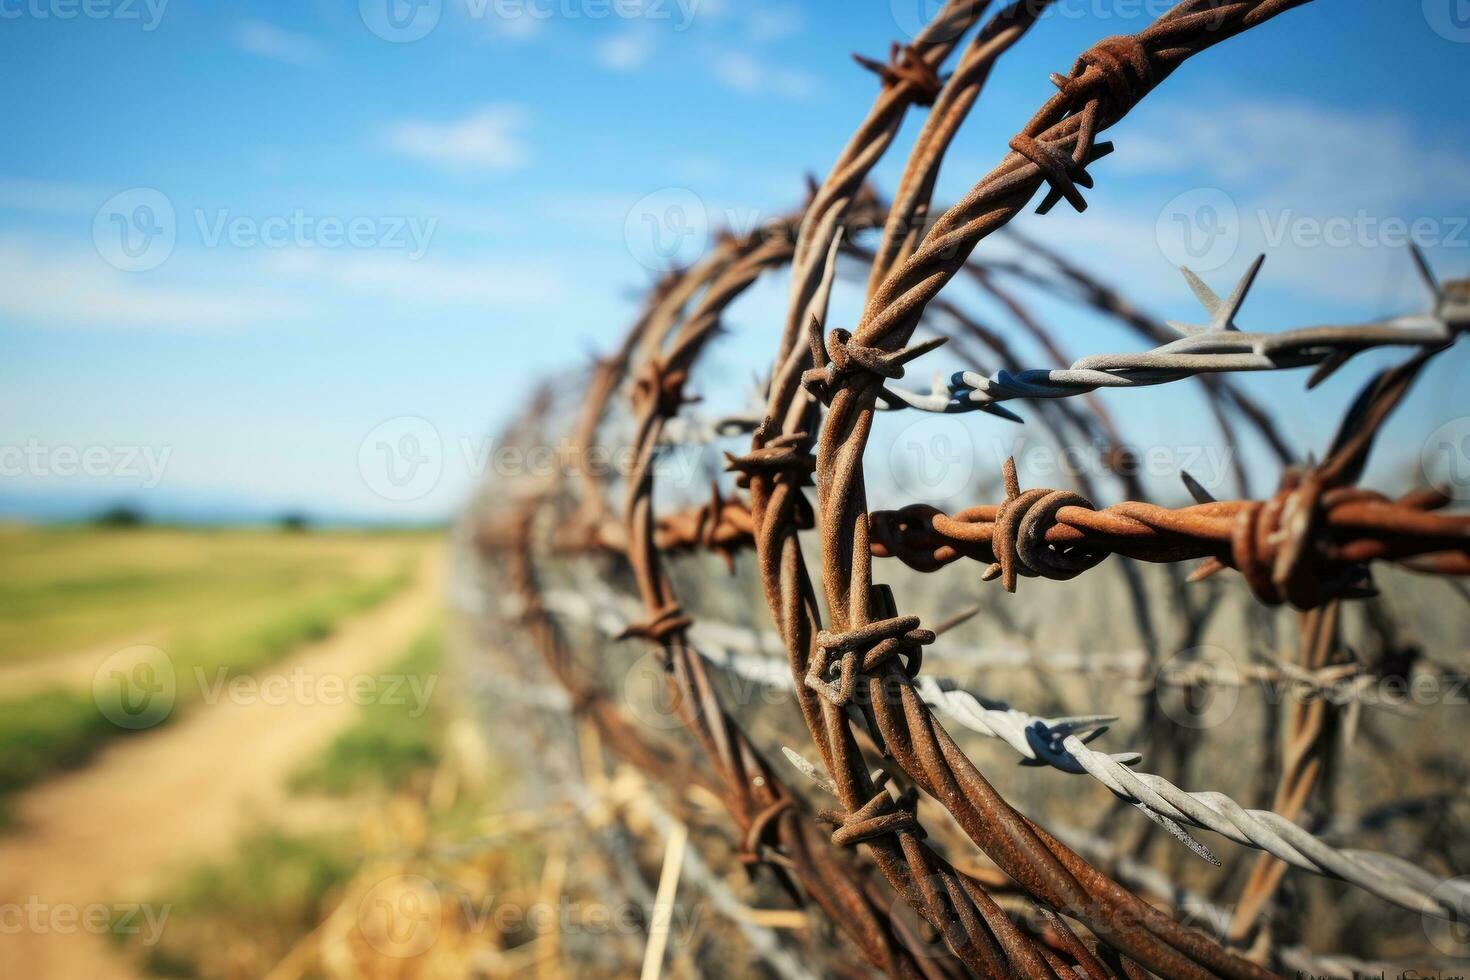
[1409, 242, 1441, 301]
[1216, 254, 1265, 331]
[1180, 265, 1224, 321]
[1180, 471, 1217, 504]
[983, 402, 1025, 424]
[1306, 350, 1353, 390]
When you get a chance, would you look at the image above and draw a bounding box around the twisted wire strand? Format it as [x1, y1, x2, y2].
[761, 4, 1310, 976]
[881, 254, 1467, 417]
[523, 579, 1470, 926]
[1053, 821, 1467, 980]
[731, 2, 1139, 973]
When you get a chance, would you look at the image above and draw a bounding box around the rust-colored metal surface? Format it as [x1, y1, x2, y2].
[469, 1, 1470, 976]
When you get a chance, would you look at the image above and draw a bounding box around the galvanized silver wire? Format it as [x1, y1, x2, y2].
[882, 251, 1467, 418]
[519, 577, 1470, 925]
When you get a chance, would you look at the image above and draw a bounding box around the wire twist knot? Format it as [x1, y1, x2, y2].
[1229, 469, 1378, 609]
[632, 359, 694, 419]
[819, 783, 924, 848]
[806, 614, 933, 707]
[801, 328, 945, 403]
[616, 602, 693, 646]
[983, 457, 1106, 592]
[1052, 34, 1153, 110]
[852, 42, 943, 105]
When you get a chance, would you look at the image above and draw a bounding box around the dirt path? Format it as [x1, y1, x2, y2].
[0, 547, 443, 979]
[0, 633, 168, 699]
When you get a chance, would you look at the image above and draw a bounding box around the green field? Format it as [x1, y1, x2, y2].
[0, 525, 427, 663]
[0, 525, 434, 815]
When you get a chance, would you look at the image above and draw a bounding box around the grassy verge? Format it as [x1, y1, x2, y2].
[0, 566, 415, 820]
[117, 828, 360, 979]
[0, 526, 429, 662]
[120, 624, 449, 978]
[289, 624, 442, 795]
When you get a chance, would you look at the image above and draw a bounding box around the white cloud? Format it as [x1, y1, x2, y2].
[708, 50, 815, 100]
[1088, 99, 1470, 306]
[746, 5, 801, 42]
[0, 236, 306, 329]
[487, 11, 543, 41]
[0, 178, 104, 214]
[1115, 100, 1470, 211]
[234, 20, 323, 67]
[382, 104, 530, 172]
[596, 30, 655, 71]
[264, 249, 560, 307]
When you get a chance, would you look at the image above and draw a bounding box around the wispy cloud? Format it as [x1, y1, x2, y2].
[707, 50, 815, 100]
[264, 249, 561, 307]
[596, 30, 655, 71]
[0, 235, 307, 329]
[746, 5, 801, 42]
[483, 9, 543, 42]
[381, 104, 530, 172]
[1116, 100, 1470, 211]
[233, 20, 323, 67]
[0, 178, 105, 215]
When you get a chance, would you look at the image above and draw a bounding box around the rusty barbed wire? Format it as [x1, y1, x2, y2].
[462, 0, 1470, 975]
[520, 575, 1470, 926]
[801, 3, 1370, 978]
[496, 429, 954, 978]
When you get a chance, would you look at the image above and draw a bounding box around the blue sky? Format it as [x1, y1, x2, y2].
[2, 0, 1468, 522]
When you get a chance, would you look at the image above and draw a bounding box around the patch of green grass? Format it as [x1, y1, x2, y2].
[0, 565, 416, 819]
[116, 827, 359, 978]
[0, 689, 111, 822]
[0, 526, 430, 662]
[179, 565, 414, 682]
[290, 625, 443, 796]
[116, 626, 454, 977]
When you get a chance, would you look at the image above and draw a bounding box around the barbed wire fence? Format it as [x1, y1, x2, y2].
[461, 1, 1470, 976]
